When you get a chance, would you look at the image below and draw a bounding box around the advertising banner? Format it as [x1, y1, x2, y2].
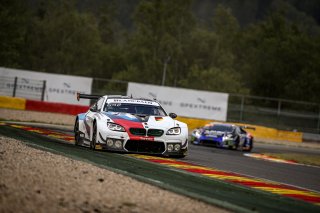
[0, 67, 92, 106]
[127, 82, 229, 121]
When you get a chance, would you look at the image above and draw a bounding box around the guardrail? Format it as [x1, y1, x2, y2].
[0, 76, 46, 101]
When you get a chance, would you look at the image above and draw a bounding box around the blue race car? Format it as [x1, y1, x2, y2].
[191, 123, 254, 151]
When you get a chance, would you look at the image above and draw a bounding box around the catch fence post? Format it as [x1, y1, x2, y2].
[317, 105, 320, 134]
[277, 100, 282, 126]
[12, 77, 18, 97]
[239, 95, 244, 121]
[41, 80, 46, 101]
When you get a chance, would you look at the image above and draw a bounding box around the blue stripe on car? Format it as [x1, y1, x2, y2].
[102, 112, 141, 122]
[78, 113, 86, 120]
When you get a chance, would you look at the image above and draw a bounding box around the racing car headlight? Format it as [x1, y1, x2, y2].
[107, 139, 114, 147]
[107, 122, 125, 132]
[114, 140, 122, 149]
[192, 129, 201, 138]
[166, 127, 181, 135]
[174, 144, 181, 151]
[167, 144, 174, 151]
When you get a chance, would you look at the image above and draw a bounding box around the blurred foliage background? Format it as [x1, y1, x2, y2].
[1, 0, 320, 103]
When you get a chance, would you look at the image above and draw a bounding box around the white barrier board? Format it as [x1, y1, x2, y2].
[0, 67, 92, 106]
[127, 82, 229, 121]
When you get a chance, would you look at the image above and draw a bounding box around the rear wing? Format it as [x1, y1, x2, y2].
[77, 93, 101, 101]
[241, 125, 256, 130]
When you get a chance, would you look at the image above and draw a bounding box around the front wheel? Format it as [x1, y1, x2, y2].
[242, 139, 253, 152]
[191, 138, 200, 145]
[242, 141, 253, 152]
[230, 136, 240, 150]
[91, 122, 97, 150]
[74, 119, 80, 146]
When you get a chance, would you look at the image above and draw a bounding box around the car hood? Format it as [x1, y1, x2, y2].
[202, 130, 231, 137]
[102, 112, 177, 129]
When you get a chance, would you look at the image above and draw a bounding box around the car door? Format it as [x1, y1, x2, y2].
[84, 103, 97, 139]
[238, 127, 247, 145]
[85, 98, 104, 139]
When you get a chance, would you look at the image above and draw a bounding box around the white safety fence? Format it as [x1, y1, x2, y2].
[0, 76, 46, 101]
[127, 82, 229, 121]
[0, 67, 93, 106]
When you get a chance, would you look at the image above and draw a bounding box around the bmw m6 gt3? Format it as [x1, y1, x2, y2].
[74, 93, 188, 157]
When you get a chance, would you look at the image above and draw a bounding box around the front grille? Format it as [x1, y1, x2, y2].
[200, 140, 221, 146]
[125, 140, 165, 154]
[147, 129, 164, 137]
[129, 128, 164, 137]
[130, 128, 146, 136]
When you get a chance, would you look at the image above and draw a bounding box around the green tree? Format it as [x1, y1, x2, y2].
[93, 1, 127, 79]
[239, 12, 296, 98]
[180, 65, 247, 93]
[180, 5, 247, 94]
[211, 5, 240, 70]
[113, 0, 195, 86]
[239, 11, 320, 102]
[23, 0, 103, 76]
[0, 0, 29, 68]
[284, 35, 320, 103]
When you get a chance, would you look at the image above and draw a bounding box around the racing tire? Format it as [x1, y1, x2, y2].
[242, 143, 253, 152]
[228, 145, 234, 150]
[91, 122, 97, 150]
[191, 140, 198, 145]
[74, 119, 80, 146]
[242, 146, 252, 152]
[232, 137, 240, 150]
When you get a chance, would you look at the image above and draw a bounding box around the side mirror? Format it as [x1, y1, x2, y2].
[169, 113, 177, 119]
[90, 105, 97, 112]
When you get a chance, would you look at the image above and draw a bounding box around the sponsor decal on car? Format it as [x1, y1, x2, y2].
[155, 117, 163, 121]
[108, 99, 158, 106]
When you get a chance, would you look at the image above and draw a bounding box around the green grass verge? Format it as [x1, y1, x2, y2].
[264, 153, 320, 166]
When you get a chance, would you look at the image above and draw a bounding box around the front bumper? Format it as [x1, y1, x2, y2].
[193, 136, 236, 148]
[97, 130, 188, 156]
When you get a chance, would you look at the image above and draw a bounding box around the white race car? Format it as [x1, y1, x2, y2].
[74, 93, 188, 157]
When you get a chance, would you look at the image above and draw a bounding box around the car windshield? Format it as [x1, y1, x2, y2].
[206, 124, 234, 132]
[104, 103, 166, 116]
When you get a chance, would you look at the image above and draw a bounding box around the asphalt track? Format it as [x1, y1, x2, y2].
[1, 123, 320, 213]
[186, 143, 320, 192]
[28, 123, 320, 192]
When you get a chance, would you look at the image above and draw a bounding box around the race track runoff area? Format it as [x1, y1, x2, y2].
[1, 122, 319, 213]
